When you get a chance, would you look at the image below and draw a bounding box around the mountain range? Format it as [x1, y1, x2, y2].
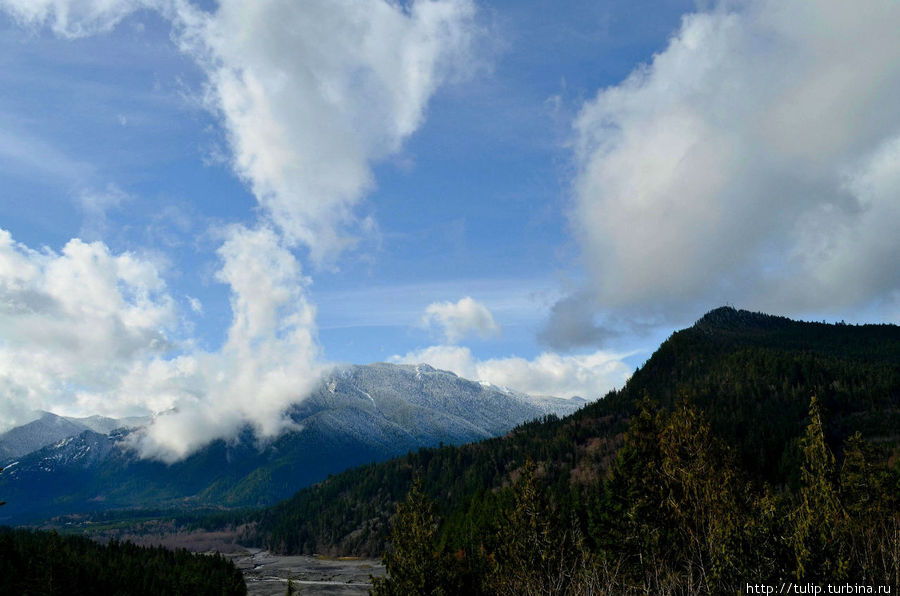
[0, 362, 584, 524]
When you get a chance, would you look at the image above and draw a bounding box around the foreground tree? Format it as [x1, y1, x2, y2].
[371, 476, 448, 596]
[791, 396, 847, 581]
[487, 460, 561, 594]
[601, 396, 766, 593]
[839, 432, 900, 584]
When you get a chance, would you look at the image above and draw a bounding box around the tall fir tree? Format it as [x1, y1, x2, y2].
[791, 396, 847, 581]
[371, 476, 447, 596]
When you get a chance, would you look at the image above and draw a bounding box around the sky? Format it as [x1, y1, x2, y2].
[1, 0, 898, 461]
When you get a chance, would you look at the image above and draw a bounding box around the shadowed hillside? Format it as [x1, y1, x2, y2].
[250, 307, 900, 572]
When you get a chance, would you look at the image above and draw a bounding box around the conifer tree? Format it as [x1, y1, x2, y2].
[791, 396, 847, 581]
[603, 396, 755, 593]
[488, 459, 561, 595]
[838, 432, 900, 584]
[371, 476, 446, 596]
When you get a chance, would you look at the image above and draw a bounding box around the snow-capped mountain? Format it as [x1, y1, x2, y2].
[0, 411, 147, 461]
[0, 363, 585, 524]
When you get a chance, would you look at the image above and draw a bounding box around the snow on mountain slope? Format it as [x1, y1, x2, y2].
[0, 363, 589, 523]
[0, 412, 147, 462]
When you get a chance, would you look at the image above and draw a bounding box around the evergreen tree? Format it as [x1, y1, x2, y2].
[371, 476, 447, 596]
[488, 459, 565, 595]
[791, 396, 847, 581]
[838, 432, 900, 584]
[603, 396, 758, 593]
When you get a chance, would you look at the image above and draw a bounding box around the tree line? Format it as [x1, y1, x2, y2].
[0, 527, 246, 595]
[374, 396, 899, 594]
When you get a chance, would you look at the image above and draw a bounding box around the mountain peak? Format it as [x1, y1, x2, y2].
[693, 306, 792, 333]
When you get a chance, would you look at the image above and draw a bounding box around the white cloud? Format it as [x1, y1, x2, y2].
[126, 225, 323, 462]
[186, 295, 202, 314]
[78, 183, 130, 239]
[0, 126, 93, 185]
[422, 296, 500, 343]
[565, 0, 900, 335]
[0, 228, 174, 428]
[392, 344, 631, 399]
[0, 226, 324, 462]
[173, 0, 476, 263]
[1, 0, 476, 261]
[78, 183, 128, 214]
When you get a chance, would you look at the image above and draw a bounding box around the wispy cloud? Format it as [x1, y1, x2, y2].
[77, 183, 130, 240]
[0, 0, 156, 38]
[392, 344, 631, 399]
[0, 125, 93, 185]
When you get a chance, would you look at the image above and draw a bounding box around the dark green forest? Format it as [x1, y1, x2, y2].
[248, 308, 900, 593]
[0, 527, 246, 595]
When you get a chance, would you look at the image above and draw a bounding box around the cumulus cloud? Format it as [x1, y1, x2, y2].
[392, 344, 631, 399]
[0, 226, 323, 462]
[422, 296, 500, 343]
[562, 0, 900, 340]
[126, 225, 323, 462]
[537, 291, 613, 350]
[0, 228, 174, 428]
[2, 0, 476, 263]
[174, 0, 476, 263]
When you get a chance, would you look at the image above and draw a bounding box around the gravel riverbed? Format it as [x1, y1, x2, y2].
[226, 548, 385, 596]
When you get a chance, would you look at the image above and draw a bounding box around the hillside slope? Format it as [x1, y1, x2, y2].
[251, 307, 900, 555]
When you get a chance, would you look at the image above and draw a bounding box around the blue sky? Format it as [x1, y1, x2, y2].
[1, 0, 899, 460]
[0, 0, 688, 364]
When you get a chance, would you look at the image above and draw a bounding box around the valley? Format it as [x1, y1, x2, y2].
[4, 307, 899, 593]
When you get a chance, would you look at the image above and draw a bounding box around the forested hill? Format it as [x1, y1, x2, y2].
[250, 307, 900, 557]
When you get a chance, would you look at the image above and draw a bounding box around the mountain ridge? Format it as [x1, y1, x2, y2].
[0, 362, 584, 524]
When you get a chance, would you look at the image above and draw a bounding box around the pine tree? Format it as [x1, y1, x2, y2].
[371, 476, 447, 596]
[486, 456, 613, 595]
[791, 396, 847, 581]
[839, 432, 900, 584]
[602, 396, 756, 593]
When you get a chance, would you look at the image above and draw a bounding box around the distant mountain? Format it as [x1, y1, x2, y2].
[248, 307, 900, 556]
[0, 411, 147, 461]
[0, 363, 583, 524]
